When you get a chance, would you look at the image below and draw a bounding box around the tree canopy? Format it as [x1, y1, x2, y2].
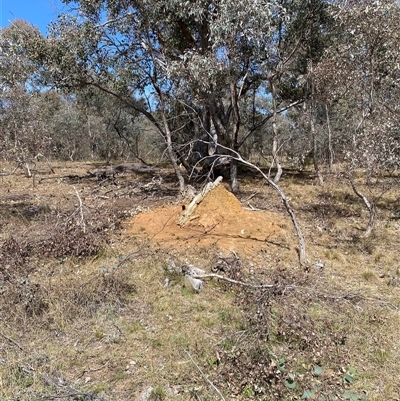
[1, 0, 400, 197]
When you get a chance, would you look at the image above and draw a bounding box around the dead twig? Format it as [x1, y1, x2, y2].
[302, 287, 400, 310]
[192, 273, 285, 289]
[73, 187, 86, 233]
[241, 192, 258, 203]
[40, 387, 109, 400]
[115, 244, 154, 269]
[77, 361, 110, 379]
[0, 331, 24, 350]
[184, 349, 226, 401]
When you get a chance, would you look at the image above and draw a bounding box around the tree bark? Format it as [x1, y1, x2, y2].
[310, 114, 323, 185]
[230, 157, 239, 194]
[153, 81, 186, 193]
[230, 82, 241, 193]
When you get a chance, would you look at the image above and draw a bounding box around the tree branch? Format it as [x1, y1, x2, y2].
[201, 145, 308, 266]
[347, 174, 376, 237]
[238, 99, 303, 149]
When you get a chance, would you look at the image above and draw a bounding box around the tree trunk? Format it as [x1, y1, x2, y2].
[230, 82, 241, 193]
[311, 114, 323, 185]
[164, 121, 185, 194]
[230, 157, 239, 194]
[325, 104, 334, 173]
[272, 126, 283, 183]
[308, 59, 323, 185]
[270, 79, 283, 183]
[155, 90, 186, 194]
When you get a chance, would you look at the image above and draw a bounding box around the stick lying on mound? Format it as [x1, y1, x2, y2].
[178, 176, 222, 227]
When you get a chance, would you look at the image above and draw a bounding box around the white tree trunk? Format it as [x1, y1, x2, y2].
[270, 79, 282, 183]
[325, 104, 334, 173]
[230, 158, 239, 194]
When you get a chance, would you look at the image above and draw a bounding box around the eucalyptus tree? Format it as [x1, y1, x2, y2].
[0, 21, 147, 165]
[313, 0, 400, 235]
[0, 20, 59, 173]
[16, 0, 314, 192]
[278, 0, 334, 184]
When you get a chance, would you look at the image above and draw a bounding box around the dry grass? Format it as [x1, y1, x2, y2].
[0, 162, 399, 400]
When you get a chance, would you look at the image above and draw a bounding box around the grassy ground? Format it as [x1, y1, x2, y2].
[0, 161, 399, 401]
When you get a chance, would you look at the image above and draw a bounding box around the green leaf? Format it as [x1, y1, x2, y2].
[313, 365, 323, 376]
[278, 358, 286, 372]
[343, 373, 354, 384]
[285, 378, 296, 389]
[343, 392, 360, 400]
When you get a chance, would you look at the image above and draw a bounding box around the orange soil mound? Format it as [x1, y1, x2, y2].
[126, 184, 289, 257]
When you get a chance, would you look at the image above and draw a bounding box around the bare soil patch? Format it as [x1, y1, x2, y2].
[126, 183, 290, 258]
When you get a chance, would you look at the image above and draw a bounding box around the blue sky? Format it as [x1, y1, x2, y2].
[0, 0, 67, 35]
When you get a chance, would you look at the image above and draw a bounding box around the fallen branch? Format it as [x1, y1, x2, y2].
[192, 273, 278, 289]
[179, 176, 223, 226]
[60, 163, 157, 183]
[61, 171, 97, 182]
[170, 262, 292, 292]
[195, 274, 399, 310]
[301, 287, 400, 310]
[347, 173, 377, 237]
